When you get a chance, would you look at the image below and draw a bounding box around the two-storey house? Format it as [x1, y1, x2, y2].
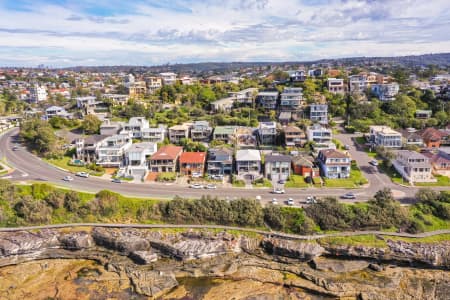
[264, 154, 291, 181]
[236, 149, 262, 181]
[142, 125, 167, 143]
[169, 123, 191, 144]
[190, 121, 212, 142]
[310, 104, 328, 124]
[124, 142, 157, 178]
[257, 91, 278, 110]
[122, 117, 149, 139]
[179, 152, 207, 176]
[257, 122, 277, 145]
[369, 126, 402, 148]
[317, 149, 351, 179]
[280, 87, 303, 111]
[148, 145, 183, 173]
[96, 134, 133, 167]
[307, 124, 332, 144]
[206, 147, 233, 177]
[213, 126, 237, 144]
[284, 125, 306, 147]
[393, 150, 435, 183]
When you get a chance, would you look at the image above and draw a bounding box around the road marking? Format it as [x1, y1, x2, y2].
[21, 173, 28, 177]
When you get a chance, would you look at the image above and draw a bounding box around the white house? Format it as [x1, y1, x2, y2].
[45, 106, 71, 119]
[280, 87, 303, 111]
[393, 150, 435, 184]
[159, 72, 177, 85]
[369, 126, 402, 148]
[142, 125, 167, 143]
[371, 83, 400, 101]
[124, 142, 157, 178]
[121, 117, 149, 139]
[310, 104, 328, 124]
[96, 134, 132, 167]
[317, 149, 351, 179]
[236, 149, 262, 181]
[307, 124, 332, 144]
[29, 85, 47, 102]
[327, 78, 345, 94]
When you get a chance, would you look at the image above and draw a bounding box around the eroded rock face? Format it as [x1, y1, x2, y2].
[261, 238, 325, 261]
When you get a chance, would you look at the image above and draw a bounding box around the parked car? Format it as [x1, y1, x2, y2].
[344, 144, 350, 150]
[369, 160, 379, 166]
[341, 192, 356, 199]
[75, 172, 89, 178]
[272, 188, 285, 194]
[211, 174, 224, 180]
[287, 198, 294, 206]
[255, 195, 262, 201]
[306, 196, 317, 204]
[278, 179, 286, 184]
[191, 172, 202, 178]
[205, 184, 217, 189]
[190, 183, 203, 189]
[271, 198, 278, 205]
[12, 146, 19, 151]
[112, 178, 122, 183]
[62, 175, 73, 181]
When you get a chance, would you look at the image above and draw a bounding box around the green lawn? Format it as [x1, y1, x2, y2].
[323, 162, 368, 188]
[232, 180, 245, 187]
[415, 175, 450, 187]
[44, 156, 104, 176]
[318, 234, 388, 248]
[252, 178, 272, 188]
[285, 175, 309, 188]
[378, 163, 409, 185]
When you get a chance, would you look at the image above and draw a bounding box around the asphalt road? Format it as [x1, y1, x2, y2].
[0, 128, 445, 204]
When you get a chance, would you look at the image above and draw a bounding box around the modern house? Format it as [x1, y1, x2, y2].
[159, 72, 177, 85]
[145, 76, 163, 93]
[415, 110, 432, 119]
[371, 83, 399, 101]
[169, 123, 191, 144]
[148, 145, 183, 173]
[327, 78, 345, 94]
[45, 106, 71, 119]
[100, 119, 123, 136]
[264, 154, 291, 182]
[257, 91, 279, 110]
[257, 121, 277, 145]
[142, 125, 167, 143]
[122, 117, 149, 139]
[317, 149, 351, 179]
[179, 152, 207, 176]
[127, 81, 147, 98]
[210, 97, 235, 112]
[213, 126, 237, 144]
[310, 104, 328, 124]
[369, 126, 402, 148]
[393, 150, 435, 183]
[280, 87, 303, 111]
[103, 94, 129, 106]
[235, 149, 262, 181]
[124, 142, 157, 178]
[190, 120, 212, 142]
[75, 135, 109, 162]
[206, 147, 233, 177]
[292, 155, 320, 178]
[306, 124, 332, 144]
[96, 134, 133, 167]
[76, 96, 98, 109]
[229, 88, 258, 105]
[287, 70, 306, 82]
[349, 74, 369, 93]
[284, 125, 306, 147]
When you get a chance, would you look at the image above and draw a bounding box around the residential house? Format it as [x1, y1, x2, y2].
[308, 69, 323, 77]
[284, 125, 306, 147]
[213, 126, 237, 144]
[349, 74, 369, 93]
[287, 70, 306, 82]
[292, 155, 320, 178]
[169, 123, 191, 144]
[148, 145, 183, 173]
[159, 72, 177, 85]
[280, 87, 303, 111]
[210, 97, 235, 112]
[258, 121, 277, 145]
[371, 83, 399, 101]
[415, 110, 432, 119]
[142, 125, 167, 143]
[76, 96, 98, 109]
[428, 148, 450, 176]
[145, 76, 163, 94]
[122, 117, 150, 139]
[103, 94, 129, 106]
[45, 106, 71, 119]
[400, 128, 424, 147]
[317, 149, 351, 179]
[100, 119, 123, 135]
[75, 135, 109, 162]
[229, 88, 258, 105]
[128, 81, 147, 98]
[369, 126, 402, 148]
[29, 84, 47, 102]
[190, 120, 212, 142]
[235, 149, 262, 181]
[124, 142, 157, 178]
[179, 152, 207, 176]
[206, 147, 233, 177]
[257, 91, 279, 110]
[236, 127, 257, 148]
[393, 150, 435, 183]
[307, 124, 332, 144]
[419, 127, 447, 148]
[310, 104, 328, 124]
[264, 154, 291, 181]
[96, 134, 133, 167]
[327, 78, 345, 94]
[278, 112, 292, 125]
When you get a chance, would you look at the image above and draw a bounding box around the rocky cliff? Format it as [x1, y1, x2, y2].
[0, 227, 449, 299]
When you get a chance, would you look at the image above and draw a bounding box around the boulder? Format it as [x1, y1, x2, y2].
[261, 238, 324, 261]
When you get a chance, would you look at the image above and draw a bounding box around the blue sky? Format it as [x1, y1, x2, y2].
[0, 0, 449, 67]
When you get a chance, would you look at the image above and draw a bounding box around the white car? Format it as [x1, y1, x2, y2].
[205, 184, 217, 189]
[272, 188, 285, 194]
[63, 176, 73, 181]
[306, 196, 317, 204]
[287, 198, 294, 206]
[271, 198, 278, 205]
[190, 183, 203, 189]
[75, 172, 89, 178]
[369, 160, 379, 166]
[191, 172, 202, 178]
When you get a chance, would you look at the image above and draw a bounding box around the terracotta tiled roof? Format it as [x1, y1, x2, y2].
[151, 145, 183, 160]
[180, 152, 206, 164]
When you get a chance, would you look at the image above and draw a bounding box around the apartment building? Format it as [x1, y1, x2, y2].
[280, 87, 303, 111]
[371, 83, 399, 101]
[317, 149, 351, 179]
[310, 104, 328, 124]
[257, 91, 279, 110]
[327, 78, 345, 94]
[128, 81, 147, 98]
[145, 76, 163, 94]
[29, 85, 47, 102]
[393, 150, 435, 183]
[369, 126, 402, 148]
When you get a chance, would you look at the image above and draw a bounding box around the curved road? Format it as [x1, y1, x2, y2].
[0, 128, 442, 203]
[1, 223, 449, 240]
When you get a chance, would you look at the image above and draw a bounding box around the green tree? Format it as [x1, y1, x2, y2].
[82, 114, 102, 134]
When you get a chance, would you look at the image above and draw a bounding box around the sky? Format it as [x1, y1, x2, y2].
[0, 0, 449, 67]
